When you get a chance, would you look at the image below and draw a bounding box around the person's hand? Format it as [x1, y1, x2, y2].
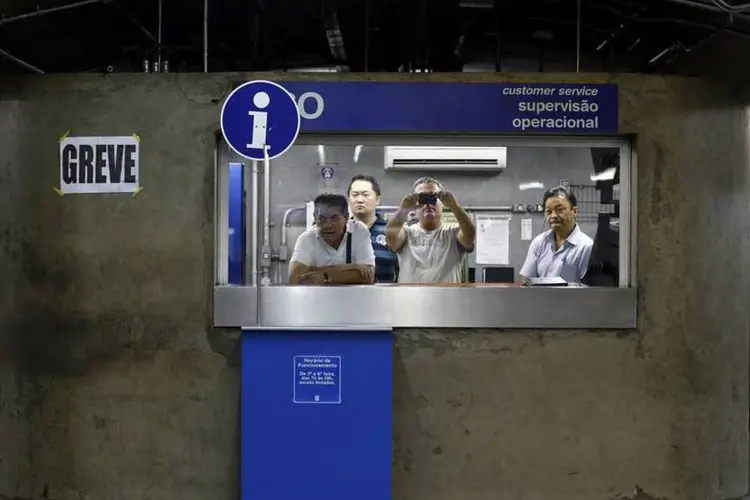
[399, 194, 419, 210]
[298, 271, 325, 285]
[354, 264, 374, 282]
[437, 190, 459, 209]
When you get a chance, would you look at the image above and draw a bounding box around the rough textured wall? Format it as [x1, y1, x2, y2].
[0, 72, 747, 500]
[0, 75, 240, 500]
[0, 362, 25, 496]
[0, 97, 28, 497]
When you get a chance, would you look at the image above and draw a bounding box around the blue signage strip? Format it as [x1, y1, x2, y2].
[241, 329, 392, 500]
[280, 81, 618, 134]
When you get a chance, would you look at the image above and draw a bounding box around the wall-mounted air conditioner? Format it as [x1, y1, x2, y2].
[384, 146, 507, 172]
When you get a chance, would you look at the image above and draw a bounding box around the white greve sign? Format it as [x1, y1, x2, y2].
[59, 135, 140, 194]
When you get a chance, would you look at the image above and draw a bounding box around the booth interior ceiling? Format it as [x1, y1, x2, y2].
[1, 0, 750, 79]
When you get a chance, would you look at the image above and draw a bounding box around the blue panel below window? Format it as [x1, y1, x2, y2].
[241, 329, 393, 500]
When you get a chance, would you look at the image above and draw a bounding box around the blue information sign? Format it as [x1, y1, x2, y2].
[293, 355, 341, 404]
[221, 79, 301, 160]
[279, 81, 618, 134]
[242, 330, 391, 500]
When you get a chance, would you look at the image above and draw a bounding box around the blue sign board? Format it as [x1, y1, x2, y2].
[278, 81, 618, 134]
[221, 79, 301, 160]
[293, 355, 341, 404]
[242, 329, 392, 500]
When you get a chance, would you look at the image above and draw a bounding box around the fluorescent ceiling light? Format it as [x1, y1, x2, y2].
[287, 66, 337, 73]
[317, 145, 326, 164]
[519, 181, 544, 191]
[590, 167, 617, 181]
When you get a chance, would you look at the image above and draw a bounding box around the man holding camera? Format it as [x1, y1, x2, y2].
[385, 176, 476, 283]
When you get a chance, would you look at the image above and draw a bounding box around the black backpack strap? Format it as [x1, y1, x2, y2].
[345, 231, 352, 264]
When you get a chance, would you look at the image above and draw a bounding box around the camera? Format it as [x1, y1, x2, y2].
[417, 193, 437, 206]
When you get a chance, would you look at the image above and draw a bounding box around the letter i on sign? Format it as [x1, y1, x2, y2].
[247, 91, 270, 149]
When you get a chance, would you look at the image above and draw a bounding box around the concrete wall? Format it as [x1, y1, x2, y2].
[0, 97, 28, 498]
[0, 72, 747, 500]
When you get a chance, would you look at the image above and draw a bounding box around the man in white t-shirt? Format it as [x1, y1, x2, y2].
[289, 193, 376, 285]
[385, 177, 476, 283]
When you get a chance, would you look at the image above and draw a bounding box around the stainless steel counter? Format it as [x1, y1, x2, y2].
[213, 285, 637, 329]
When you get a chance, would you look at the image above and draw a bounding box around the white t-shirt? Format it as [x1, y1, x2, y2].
[396, 224, 470, 283]
[289, 220, 376, 274]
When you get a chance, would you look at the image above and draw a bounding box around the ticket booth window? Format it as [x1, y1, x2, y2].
[216, 135, 633, 289]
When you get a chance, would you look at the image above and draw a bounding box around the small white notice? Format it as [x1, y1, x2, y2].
[475, 215, 510, 265]
[521, 218, 533, 241]
[305, 200, 315, 228]
[59, 135, 140, 195]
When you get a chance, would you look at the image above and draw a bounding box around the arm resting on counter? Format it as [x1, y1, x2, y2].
[314, 264, 375, 284]
[288, 261, 311, 284]
[289, 262, 375, 285]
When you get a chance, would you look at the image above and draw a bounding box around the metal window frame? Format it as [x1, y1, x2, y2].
[214, 133, 229, 285]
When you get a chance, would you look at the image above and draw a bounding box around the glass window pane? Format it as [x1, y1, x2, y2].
[217, 135, 629, 288]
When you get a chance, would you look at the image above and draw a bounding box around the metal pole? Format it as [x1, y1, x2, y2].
[263, 146, 271, 248]
[0, 49, 44, 74]
[0, 0, 101, 26]
[203, 0, 208, 72]
[364, 0, 369, 72]
[157, 0, 163, 72]
[251, 162, 259, 286]
[576, 0, 581, 72]
[260, 146, 271, 285]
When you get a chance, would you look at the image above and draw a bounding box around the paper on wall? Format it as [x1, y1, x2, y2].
[475, 215, 510, 265]
[59, 135, 140, 195]
[521, 218, 533, 241]
[305, 201, 315, 228]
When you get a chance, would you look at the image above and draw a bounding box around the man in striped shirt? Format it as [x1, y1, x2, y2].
[347, 175, 399, 283]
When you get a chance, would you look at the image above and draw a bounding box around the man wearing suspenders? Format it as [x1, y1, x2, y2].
[288, 193, 376, 285]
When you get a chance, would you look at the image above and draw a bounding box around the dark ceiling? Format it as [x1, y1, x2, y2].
[0, 0, 749, 77]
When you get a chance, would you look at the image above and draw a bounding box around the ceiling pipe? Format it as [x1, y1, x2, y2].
[203, 0, 208, 72]
[648, 13, 732, 67]
[322, 0, 349, 71]
[594, 3, 750, 39]
[364, 0, 369, 72]
[108, 1, 157, 43]
[661, 0, 750, 21]
[0, 0, 103, 26]
[156, 0, 163, 72]
[648, 43, 680, 65]
[596, 9, 640, 53]
[576, 0, 581, 72]
[0, 48, 44, 74]
[492, 0, 502, 71]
